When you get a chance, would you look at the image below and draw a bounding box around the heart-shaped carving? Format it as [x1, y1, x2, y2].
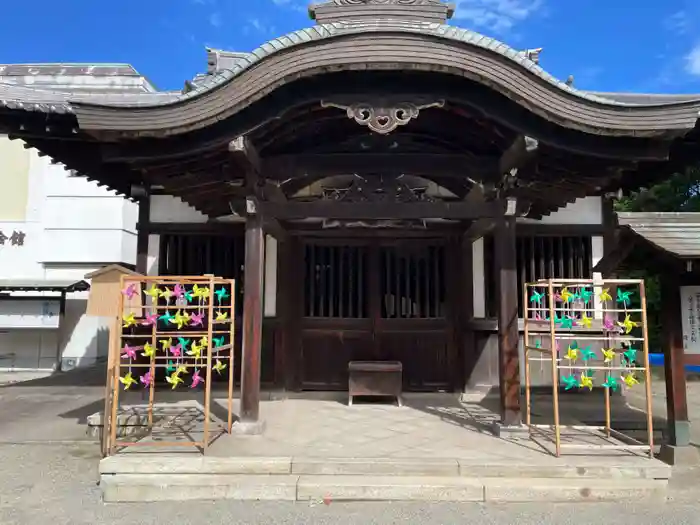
[375, 116, 391, 126]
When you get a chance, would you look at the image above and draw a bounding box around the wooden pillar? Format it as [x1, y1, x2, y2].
[496, 216, 521, 425]
[240, 214, 265, 423]
[661, 273, 690, 447]
[135, 193, 151, 275]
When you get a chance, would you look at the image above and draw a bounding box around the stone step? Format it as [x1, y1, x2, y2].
[100, 473, 668, 503]
[100, 455, 671, 480]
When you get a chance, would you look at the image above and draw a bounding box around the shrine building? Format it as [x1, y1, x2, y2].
[1, 0, 700, 427]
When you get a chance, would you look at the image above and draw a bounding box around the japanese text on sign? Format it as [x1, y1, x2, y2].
[681, 286, 700, 354]
[0, 230, 25, 246]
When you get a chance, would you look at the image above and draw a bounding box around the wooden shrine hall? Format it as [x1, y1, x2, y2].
[2, 0, 700, 430]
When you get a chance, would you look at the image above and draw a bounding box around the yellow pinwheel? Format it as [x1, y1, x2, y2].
[602, 348, 616, 363]
[187, 342, 202, 359]
[579, 314, 592, 329]
[579, 373, 594, 391]
[599, 288, 612, 302]
[192, 284, 210, 302]
[560, 287, 574, 303]
[159, 337, 172, 351]
[622, 373, 639, 387]
[199, 336, 208, 348]
[176, 364, 189, 375]
[119, 371, 137, 390]
[159, 286, 173, 303]
[215, 310, 229, 322]
[122, 313, 137, 328]
[141, 342, 156, 358]
[165, 372, 184, 389]
[565, 346, 578, 362]
[618, 314, 640, 334]
[213, 359, 227, 375]
[172, 310, 190, 330]
[144, 285, 161, 300]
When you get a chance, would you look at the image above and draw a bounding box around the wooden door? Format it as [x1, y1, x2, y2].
[299, 237, 454, 391]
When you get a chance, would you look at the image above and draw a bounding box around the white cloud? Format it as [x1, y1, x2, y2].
[209, 12, 222, 27]
[453, 0, 544, 33]
[685, 44, 700, 76]
[665, 10, 691, 35]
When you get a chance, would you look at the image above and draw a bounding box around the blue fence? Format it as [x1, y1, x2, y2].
[649, 353, 700, 373]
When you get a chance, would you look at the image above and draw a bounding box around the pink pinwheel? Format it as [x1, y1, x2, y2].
[174, 284, 185, 299]
[191, 369, 204, 388]
[140, 370, 154, 388]
[603, 315, 620, 333]
[121, 344, 137, 360]
[121, 283, 138, 300]
[169, 344, 182, 357]
[189, 312, 204, 327]
[141, 313, 158, 326]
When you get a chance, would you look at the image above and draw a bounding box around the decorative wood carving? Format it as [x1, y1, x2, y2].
[321, 99, 445, 135]
[321, 175, 434, 204]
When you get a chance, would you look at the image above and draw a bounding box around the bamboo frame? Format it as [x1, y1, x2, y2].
[103, 274, 238, 456]
[524, 278, 654, 458]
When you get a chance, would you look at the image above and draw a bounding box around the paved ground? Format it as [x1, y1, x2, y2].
[1, 368, 700, 524]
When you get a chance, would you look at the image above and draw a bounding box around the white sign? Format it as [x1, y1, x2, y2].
[680, 286, 700, 354]
[0, 299, 60, 329]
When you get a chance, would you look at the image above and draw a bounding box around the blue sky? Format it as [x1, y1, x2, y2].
[0, 0, 699, 93]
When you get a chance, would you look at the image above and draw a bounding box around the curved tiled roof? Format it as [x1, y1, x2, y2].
[3, 20, 700, 116]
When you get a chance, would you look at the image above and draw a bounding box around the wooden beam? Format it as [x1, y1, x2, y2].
[496, 216, 521, 425]
[661, 273, 691, 448]
[262, 153, 497, 180]
[240, 213, 265, 425]
[136, 222, 245, 235]
[135, 193, 151, 274]
[229, 136, 261, 177]
[256, 200, 507, 220]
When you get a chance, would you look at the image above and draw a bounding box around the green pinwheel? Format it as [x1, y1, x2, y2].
[559, 316, 576, 329]
[158, 310, 175, 324]
[616, 288, 634, 307]
[215, 286, 230, 304]
[177, 337, 191, 351]
[602, 375, 619, 392]
[213, 336, 225, 348]
[622, 347, 638, 365]
[580, 346, 597, 362]
[529, 290, 545, 303]
[562, 374, 579, 391]
[166, 360, 177, 374]
[577, 288, 594, 304]
[183, 289, 194, 303]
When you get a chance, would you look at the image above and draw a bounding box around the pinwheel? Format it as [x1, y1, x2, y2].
[187, 342, 203, 360]
[119, 372, 137, 390]
[599, 288, 612, 303]
[159, 337, 172, 352]
[166, 360, 177, 374]
[173, 284, 186, 300]
[139, 370, 154, 388]
[622, 373, 639, 387]
[579, 314, 593, 329]
[213, 336, 225, 349]
[158, 310, 175, 324]
[616, 289, 633, 307]
[121, 283, 138, 300]
[213, 359, 227, 375]
[622, 347, 638, 365]
[618, 314, 640, 334]
[165, 372, 184, 390]
[562, 375, 579, 390]
[577, 288, 593, 304]
[192, 284, 210, 302]
[141, 313, 158, 327]
[560, 287, 575, 303]
[183, 288, 194, 303]
[529, 290, 545, 303]
[177, 337, 191, 352]
[169, 343, 182, 357]
[602, 316, 617, 332]
[602, 348, 616, 363]
[191, 369, 204, 388]
[189, 312, 204, 327]
[198, 336, 208, 348]
[215, 286, 230, 304]
[176, 364, 189, 375]
[141, 343, 156, 359]
[565, 346, 578, 362]
[144, 285, 161, 301]
[121, 344, 137, 360]
[172, 310, 190, 330]
[215, 311, 229, 322]
[122, 313, 137, 329]
[579, 373, 594, 391]
[559, 316, 576, 329]
[602, 375, 619, 392]
[580, 346, 597, 362]
[159, 287, 173, 303]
